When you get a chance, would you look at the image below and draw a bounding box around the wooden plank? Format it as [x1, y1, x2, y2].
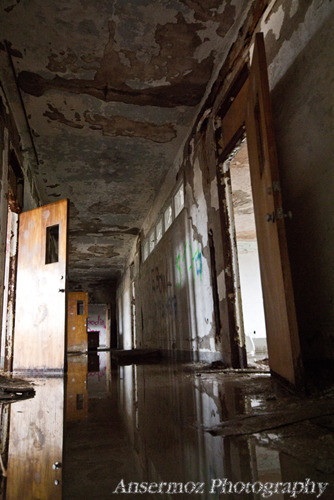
[217, 78, 249, 155]
[13, 199, 68, 372]
[245, 33, 303, 387]
[67, 292, 88, 352]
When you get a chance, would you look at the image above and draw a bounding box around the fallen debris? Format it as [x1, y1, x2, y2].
[205, 398, 334, 437]
[0, 375, 35, 403]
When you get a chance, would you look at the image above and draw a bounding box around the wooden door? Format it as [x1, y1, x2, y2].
[6, 378, 64, 500]
[246, 33, 303, 387]
[67, 292, 88, 352]
[13, 199, 68, 372]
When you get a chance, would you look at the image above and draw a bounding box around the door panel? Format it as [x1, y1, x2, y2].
[13, 199, 68, 372]
[67, 291, 88, 352]
[246, 33, 303, 387]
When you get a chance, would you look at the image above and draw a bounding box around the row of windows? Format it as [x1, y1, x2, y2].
[142, 183, 185, 262]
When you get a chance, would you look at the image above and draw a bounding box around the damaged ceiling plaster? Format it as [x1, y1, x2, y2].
[1, 0, 250, 288]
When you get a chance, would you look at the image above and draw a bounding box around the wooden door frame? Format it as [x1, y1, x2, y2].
[1, 146, 23, 372]
[214, 37, 303, 389]
[214, 65, 250, 369]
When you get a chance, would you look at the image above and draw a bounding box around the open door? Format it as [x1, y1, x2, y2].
[67, 291, 88, 352]
[13, 199, 68, 372]
[246, 33, 303, 387]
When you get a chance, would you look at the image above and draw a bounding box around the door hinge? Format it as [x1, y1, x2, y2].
[277, 208, 292, 220]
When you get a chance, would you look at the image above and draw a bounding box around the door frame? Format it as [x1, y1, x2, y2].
[214, 35, 303, 389]
[215, 65, 250, 370]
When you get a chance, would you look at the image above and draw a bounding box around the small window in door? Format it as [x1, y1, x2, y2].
[77, 300, 84, 316]
[45, 224, 59, 264]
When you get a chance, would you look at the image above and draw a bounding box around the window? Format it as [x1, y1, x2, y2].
[149, 230, 155, 253]
[156, 218, 163, 243]
[45, 224, 59, 264]
[141, 182, 184, 264]
[174, 183, 184, 217]
[77, 300, 84, 316]
[142, 239, 149, 262]
[164, 203, 173, 231]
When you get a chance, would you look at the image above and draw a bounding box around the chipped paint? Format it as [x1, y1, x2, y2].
[1, 0, 246, 286]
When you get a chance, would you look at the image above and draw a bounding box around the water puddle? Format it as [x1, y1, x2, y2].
[0, 354, 333, 499]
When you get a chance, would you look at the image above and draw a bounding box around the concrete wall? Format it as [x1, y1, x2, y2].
[116, 1, 334, 370]
[117, 137, 225, 362]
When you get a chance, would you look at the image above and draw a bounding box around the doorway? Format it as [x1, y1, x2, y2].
[224, 137, 268, 363]
[214, 34, 303, 387]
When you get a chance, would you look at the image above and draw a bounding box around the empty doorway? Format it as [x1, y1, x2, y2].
[224, 137, 268, 362]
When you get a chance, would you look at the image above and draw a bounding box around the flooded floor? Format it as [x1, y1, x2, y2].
[1, 353, 334, 499]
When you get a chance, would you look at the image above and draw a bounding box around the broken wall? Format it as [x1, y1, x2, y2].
[117, 132, 226, 362]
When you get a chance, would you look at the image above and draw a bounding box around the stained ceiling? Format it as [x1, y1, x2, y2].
[0, 0, 249, 288]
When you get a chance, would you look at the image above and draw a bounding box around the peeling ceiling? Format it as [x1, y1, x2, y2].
[1, 0, 249, 288]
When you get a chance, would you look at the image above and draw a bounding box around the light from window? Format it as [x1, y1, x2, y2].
[149, 230, 155, 253]
[164, 204, 173, 231]
[156, 218, 163, 243]
[174, 184, 184, 218]
[142, 240, 149, 262]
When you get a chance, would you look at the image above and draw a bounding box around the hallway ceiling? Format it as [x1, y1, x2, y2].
[1, 0, 249, 287]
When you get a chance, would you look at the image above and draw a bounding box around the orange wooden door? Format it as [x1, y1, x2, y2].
[246, 33, 303, 387]
[13, 199, 68, 372]
[67, 292, 88, 352]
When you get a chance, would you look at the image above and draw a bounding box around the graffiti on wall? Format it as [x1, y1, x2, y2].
[87, 315, 106, 332]
[151, 266, 172, 293]
[176, 242, 202, 287]
[150, 266, 177, 318]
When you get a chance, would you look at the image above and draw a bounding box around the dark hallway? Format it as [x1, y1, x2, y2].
[1, 1, 334, 498]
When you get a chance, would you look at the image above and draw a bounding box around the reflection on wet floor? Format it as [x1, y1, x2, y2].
[0, 354, 333, 499]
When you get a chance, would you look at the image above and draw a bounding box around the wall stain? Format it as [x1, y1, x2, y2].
[17, 14, 215, 107]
